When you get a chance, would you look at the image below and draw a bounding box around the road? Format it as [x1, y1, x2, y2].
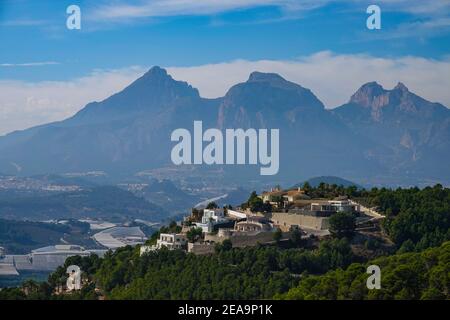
[350, 199, 384, 220]
[194, 193, 228, 208]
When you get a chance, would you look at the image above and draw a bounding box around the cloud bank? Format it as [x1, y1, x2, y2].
[168, 51, 450, 106]
[1, 52, 450, 136]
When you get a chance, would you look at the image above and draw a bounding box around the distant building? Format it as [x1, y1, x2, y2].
[227, 209, 247, 219]
[234, 216, 273, 233]
[202, 209, 225, 223]
[283, 187, 309, 203]
[270, 198, 360, 231]
[310, 199, 360, 213]
[187, 242, 215, 255]
[140, 233, 187, 255]
[270, 211, 330, 231]
[195, 208, 229, 233]
[259, 187, 285, 207]
[260, 187, 311, 209]
[207, 216, 273, 240]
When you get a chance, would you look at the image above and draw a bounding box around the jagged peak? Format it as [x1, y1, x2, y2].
[359, 81, 384, 91]
[141, 65, 170, 80]
[128, 65, 199, 97]
[349, 81, 387, 108]
[394, 82, 409, 92]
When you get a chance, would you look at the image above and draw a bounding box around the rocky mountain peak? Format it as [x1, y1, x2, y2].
[349, 82, 386, 107]
[394, 82, 409, 92]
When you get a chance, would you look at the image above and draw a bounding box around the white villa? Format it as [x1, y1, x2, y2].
[195, 208, 228, 233]
[310, 199, 360, 213]
[140, 233, 187, 255]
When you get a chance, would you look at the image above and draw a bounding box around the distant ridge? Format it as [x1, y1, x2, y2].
[0, 67, 449, 186]
[294, 176, 363, 189]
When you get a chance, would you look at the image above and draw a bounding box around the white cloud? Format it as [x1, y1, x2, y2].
[91, 0, 299, 20]
[90, 0, 450, 20]
[168, 52, 450, 107]
[376, 0, 450, 15]
[0, 19, 49, 27]
[1, 61, 60, 67]
[1, 52, 450, 136]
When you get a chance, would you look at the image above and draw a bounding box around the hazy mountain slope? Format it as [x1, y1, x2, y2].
[0, 186, 169, 221]
[333, 82, 450, 181]
[0, 68, 448, 185]
[139, 179, 200, 214]
[217, 72, 383, 181]
[294, 176, 363, 189]
[0, 67, 219, 176]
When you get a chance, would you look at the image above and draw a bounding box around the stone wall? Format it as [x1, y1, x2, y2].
[230, 231, 277, 248]
[204, 231, 279, 248]
[187, 242, 215, 255]
[270, 212, 329, 231]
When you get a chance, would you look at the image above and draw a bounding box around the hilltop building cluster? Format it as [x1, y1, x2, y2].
[141, 187, 364, 256]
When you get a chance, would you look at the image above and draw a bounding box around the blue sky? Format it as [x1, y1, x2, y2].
[1, 0, 449, 81]
[0, 0, 450, 135]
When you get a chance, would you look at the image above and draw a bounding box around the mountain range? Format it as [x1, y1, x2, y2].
[0, 66, 449, 187]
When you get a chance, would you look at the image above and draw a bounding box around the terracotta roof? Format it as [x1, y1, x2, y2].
[286, 189, 305, 196]
[261, 191, 286, 196]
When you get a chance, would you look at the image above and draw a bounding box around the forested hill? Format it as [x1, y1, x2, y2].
[1, 185, 449, 300]
[278, 241, 450, 300]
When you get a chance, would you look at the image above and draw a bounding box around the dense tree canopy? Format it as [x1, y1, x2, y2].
[278, 241, 450, 300]
[95, 238, 353, 300]
[329, 212, 356, 238]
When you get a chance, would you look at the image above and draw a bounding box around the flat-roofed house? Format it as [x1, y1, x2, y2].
[270, 198, 360, 231]
[234, 216, 273, 233]
[310, 199, 359, 213]
[195, 208, 230, 233]
[140, 233, 187, 255]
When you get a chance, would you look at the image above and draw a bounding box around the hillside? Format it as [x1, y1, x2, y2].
[295, 176, 363, 188]
[279, 241, 450, 300]
[0, 219, 95, 254]
[1, 185, 448, 300]
[0, 186, 169, 221]
[139, 179, 199, 214]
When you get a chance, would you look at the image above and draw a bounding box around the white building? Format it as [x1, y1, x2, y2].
[195, 208, 228, 233]
[227, 209, 247, 219]
[310, 200, 360, 213]
[202, 209, 225, 223]
[140, 233, 187, 255]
